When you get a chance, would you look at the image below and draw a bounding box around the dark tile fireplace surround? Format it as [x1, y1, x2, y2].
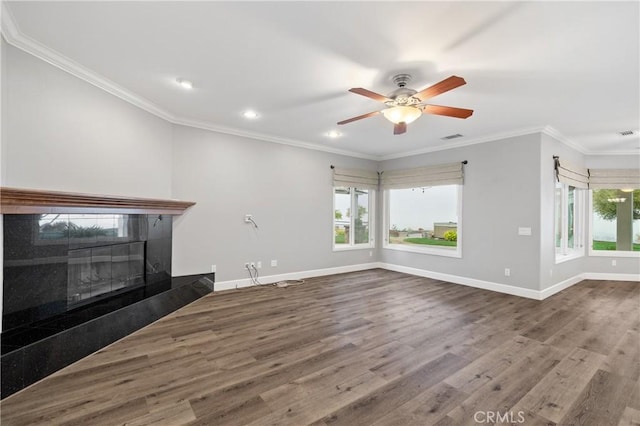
[1, 196, 213, 398]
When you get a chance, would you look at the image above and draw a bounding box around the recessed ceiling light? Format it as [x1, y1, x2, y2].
[326, 130, 342, 139]
[243, 110, 259, 119]
[176, 78, 193, 89]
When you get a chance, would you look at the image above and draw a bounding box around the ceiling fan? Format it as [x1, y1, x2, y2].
[338, 74, 473, 135]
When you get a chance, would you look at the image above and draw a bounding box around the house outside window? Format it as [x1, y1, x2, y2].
[383, 184, 461, 258]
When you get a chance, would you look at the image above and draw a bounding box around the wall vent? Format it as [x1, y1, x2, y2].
[441, 133, 463, 140]
[619, 130, 636, 136]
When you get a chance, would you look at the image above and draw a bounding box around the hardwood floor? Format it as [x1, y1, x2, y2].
[1, 269, 638, 425]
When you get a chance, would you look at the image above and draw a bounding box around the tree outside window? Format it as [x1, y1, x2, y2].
[592, 189, 640, 251]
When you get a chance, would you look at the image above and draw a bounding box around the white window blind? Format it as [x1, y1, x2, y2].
[380, 162, 465, 189]
[589, 169, 640, 189]
[332, 167, 379, 189]
[554, 157, 589, 189]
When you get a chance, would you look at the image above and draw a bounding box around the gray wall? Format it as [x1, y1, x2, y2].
[539, 133, 586, 290]
[1, 37, 637, 326]
[0, 40, 174, 330]
[171, 125, 378, 281]
[379, 133, 543, 290]
[2, 41, 173, 197]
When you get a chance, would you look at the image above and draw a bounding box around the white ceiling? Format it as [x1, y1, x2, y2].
[3, 1, 639, 159]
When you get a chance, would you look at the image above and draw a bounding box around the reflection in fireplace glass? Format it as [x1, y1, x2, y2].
[39, 213, 130, 240]
[67, 242, 145, 304]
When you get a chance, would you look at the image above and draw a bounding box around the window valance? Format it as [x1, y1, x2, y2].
[553, 157, 589, 189]
[588, 168, 640, 189]
[554, 157, 639, 189]
[332, 167, 379, 189]
[380, 161, 465, 189]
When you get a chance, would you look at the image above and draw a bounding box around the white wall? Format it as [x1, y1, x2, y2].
[379, 133, 543, 291]
[171, 125, 378, 282]
[2, 41, 173, 197]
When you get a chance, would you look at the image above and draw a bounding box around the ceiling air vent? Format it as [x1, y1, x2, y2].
[619, 130, 636, 136]
[441, 133, 464, 140]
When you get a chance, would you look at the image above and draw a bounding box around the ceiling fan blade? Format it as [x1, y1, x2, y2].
[394, 122, 407, 135]
[421, 104, 474, 119]
[414, 76, 467, 102]
[337, 110, 381, 125]
[349, 88, 392, 103]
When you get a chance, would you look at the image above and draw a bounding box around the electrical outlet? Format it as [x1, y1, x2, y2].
[271, 259, 277, 267]
[257, 261, 262, 269]
[244, 214, 252, 223]
[250, 262, 255, 268]
[504, 268, 511, 277]
[211, 264, 216, 273]
[612, 260, 617, 266]
[369, 250, 373, 257]
[244, 262, 250, 269]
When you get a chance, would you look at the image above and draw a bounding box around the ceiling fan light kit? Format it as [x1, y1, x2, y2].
[381, 105, 422, 125]
[338, 74, 474, 135]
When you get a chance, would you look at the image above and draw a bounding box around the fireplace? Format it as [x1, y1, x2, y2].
[67, 241, 145, 305]
[1, 187, 210, 399]
[2, 213, 171, 330]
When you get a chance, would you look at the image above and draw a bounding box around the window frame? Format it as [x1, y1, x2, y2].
[555, 182, 585, 263]
[332, 186, 375, 251]
[382, 185, 463, 258]
[587, 189, 640, 258]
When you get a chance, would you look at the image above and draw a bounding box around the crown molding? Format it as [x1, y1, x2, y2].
[378, 126, 551, 161]
[0, 3, 377, 162]
[540, 125, 588, 154]
[2, 2, 631, 162]
[379, 125, 638, 161]
[541, 126, 640, 156]
[1, 2, 173, 122]
[0, 0, 19, 41]
[171, 116, 379, 161]
[582, 149, 640, 156]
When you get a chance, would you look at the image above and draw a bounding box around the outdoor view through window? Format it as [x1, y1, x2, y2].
[387, 185, 459, 252]
[334, 187, 371, 247]
[591, 189, 640, 251]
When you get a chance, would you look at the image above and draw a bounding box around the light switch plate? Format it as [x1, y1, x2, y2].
[518, 227, 532, 236]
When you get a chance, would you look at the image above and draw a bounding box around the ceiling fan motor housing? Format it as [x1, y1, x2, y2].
[387, 74, 420, 106]
[392, 73, 412, 87]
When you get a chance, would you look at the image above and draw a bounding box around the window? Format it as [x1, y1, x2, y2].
[333, 187, 374, 249]
[384, 184, 461, 257]
[590, 189, 640, 254]
[555, 182, 585, 261]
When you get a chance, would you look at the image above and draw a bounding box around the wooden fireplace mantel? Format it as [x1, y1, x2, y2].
[0, 187, 196, 215]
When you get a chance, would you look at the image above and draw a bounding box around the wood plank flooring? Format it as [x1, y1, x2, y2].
[1, 269, 638, 425]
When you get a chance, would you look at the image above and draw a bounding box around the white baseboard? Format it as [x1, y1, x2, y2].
[582, 272, 640, 282]
[213, 263, 639, 298]
[539, 274, 585, 299]
[214, 262, 382, 291]
[379, 263, 542, 300]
